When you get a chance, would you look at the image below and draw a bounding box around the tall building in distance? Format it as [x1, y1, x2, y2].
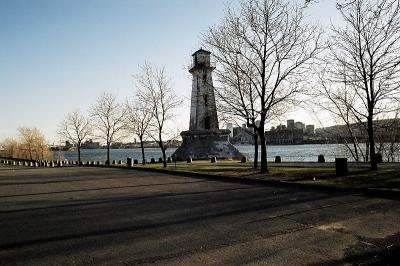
[287, 119, 294, 131]
[305, 124, 315, 135]
[295, 122, 305, 131]
[265, 119, 315, 145]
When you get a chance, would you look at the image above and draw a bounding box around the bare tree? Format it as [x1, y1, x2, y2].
[312, 68, 368, 162]
[136, 63, 182, 168]
[212, 52, 261, 168]
[8, 127, 52, 161]
[59, 110, 92, 165]
[2, 138, 19, 159]
[375, 108, 400, 162]
[327, 0, 400, 170]
[91, 92, 126, 165]
[18, 127, 36, 160]
[204, 0, 322, 173]
[125, 98, 152, 164]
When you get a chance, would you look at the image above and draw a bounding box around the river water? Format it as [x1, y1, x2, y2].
[54, 144, 369, 162]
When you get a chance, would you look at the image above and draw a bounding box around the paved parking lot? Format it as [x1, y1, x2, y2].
[0, 166, 399, 265]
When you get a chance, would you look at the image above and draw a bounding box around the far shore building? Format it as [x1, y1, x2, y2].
[225, 123, 234, 138]
[305, 125, 315, 135]
[82, 139, 100, 149]
[231, 124, 254, 144]
[265, 119, 315, 145]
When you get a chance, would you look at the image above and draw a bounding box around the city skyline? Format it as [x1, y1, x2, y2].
[0, 0, 338, 142]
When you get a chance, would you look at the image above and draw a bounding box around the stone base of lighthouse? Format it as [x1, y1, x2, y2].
[172, 129, 243, 161]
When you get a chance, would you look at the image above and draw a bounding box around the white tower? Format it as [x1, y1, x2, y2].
[172, 49, 243, 161]
[189, 49, 219, 131]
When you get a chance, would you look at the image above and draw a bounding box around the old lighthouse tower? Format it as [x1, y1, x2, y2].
[172, 49, 243, 160]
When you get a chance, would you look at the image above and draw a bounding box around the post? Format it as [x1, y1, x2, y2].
[127, 157, 133, 168]
[335, 158, 348, 176]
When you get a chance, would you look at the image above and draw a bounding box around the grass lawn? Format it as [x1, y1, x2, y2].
[131, 160, 400, 191]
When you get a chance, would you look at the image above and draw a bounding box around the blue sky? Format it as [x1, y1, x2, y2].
[0, 0, 338, 143]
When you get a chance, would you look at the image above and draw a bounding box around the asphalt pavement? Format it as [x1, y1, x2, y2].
[0, 166, 399, 265]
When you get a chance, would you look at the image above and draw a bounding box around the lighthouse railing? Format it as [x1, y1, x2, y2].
[188, 61, 216, 70]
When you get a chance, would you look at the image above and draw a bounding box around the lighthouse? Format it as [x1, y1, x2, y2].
[172, 49, 243, 161]
[189, 49, 219, 131]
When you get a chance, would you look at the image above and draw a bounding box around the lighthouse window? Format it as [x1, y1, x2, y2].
[204, 116, 210, 130]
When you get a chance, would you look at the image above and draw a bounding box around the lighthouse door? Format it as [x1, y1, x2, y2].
[204, 116, 211, 130]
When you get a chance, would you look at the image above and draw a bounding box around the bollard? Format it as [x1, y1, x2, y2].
[112, 160, 116, 165]
[187, 157, 192, 163]
[150, 158, 156, 164]
[318, 155, 325, 163]
[275, 156, 281, 163]
[241, 156, 248, 163]
[167, 157, 172, 163]
[50, 161, 55, 167]
[335, 158, 348, 176]
[134, 159, 139, 164]
[118, 160, 123, 165]
[127, 157, 133, 167]
[158, 157, 163, 163]
[211, 157, 217, 163]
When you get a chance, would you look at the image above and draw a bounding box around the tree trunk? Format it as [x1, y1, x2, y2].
[78, 145, 81, 165]
[367, 115, 378, 170]
[158, 132, 167, 168]
[253, 133, 258, 169]
[259, 130, 268, 173]
[107, 143, 110, 165]
[140, 136, 146, 165]
[162, 148, 167, 168]
[353, 141, 359, 162]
